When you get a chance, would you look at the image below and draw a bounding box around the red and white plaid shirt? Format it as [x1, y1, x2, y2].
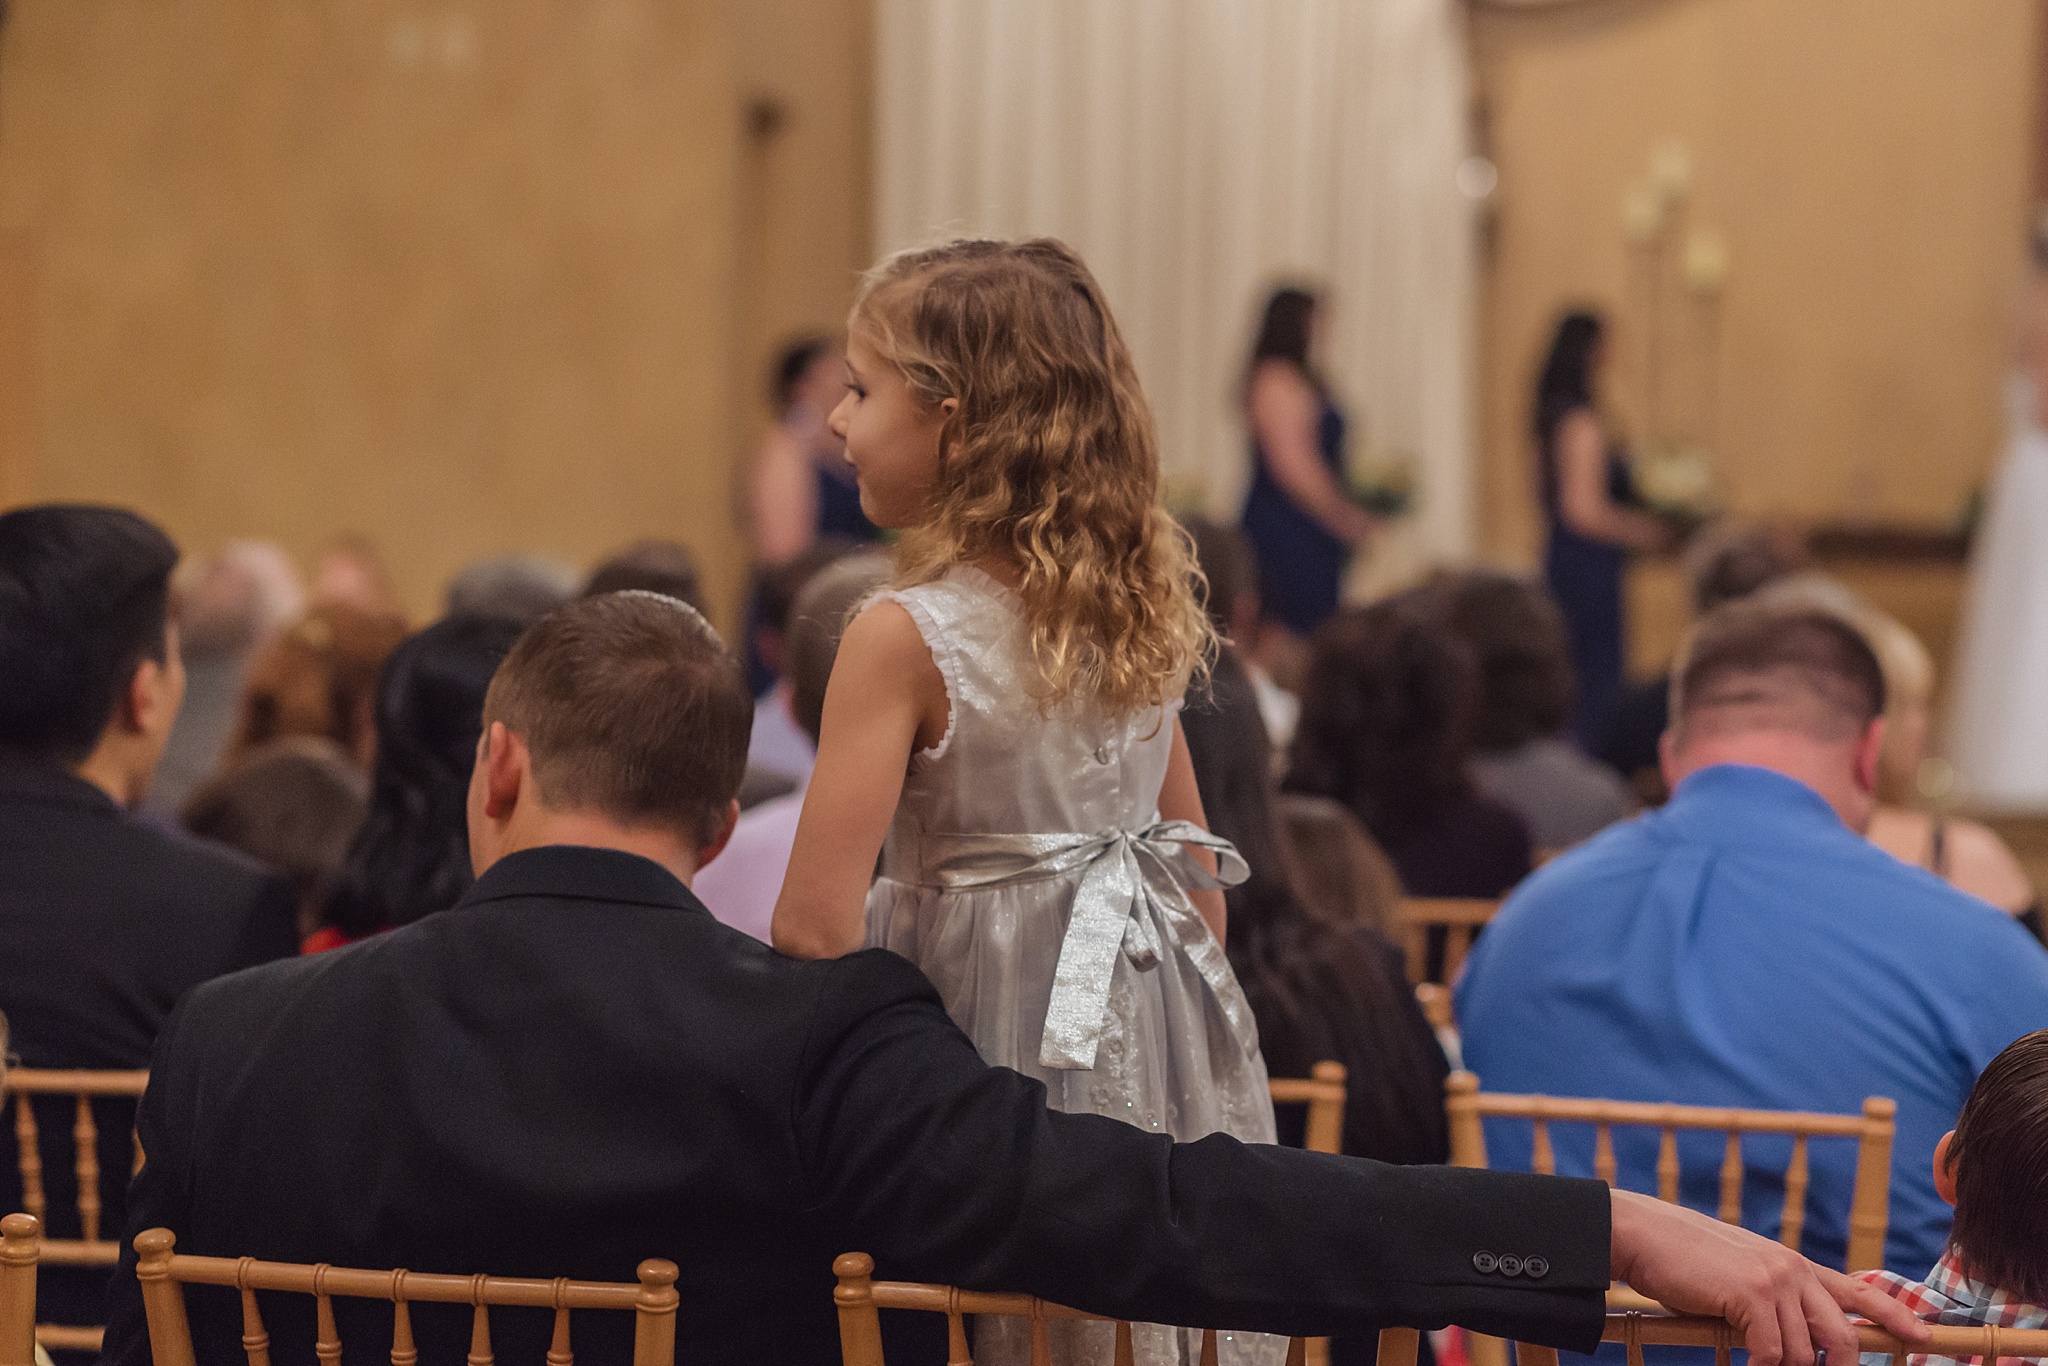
[1857, 1249, 2048, 1366]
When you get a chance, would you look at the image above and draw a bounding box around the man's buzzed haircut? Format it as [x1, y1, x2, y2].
[1671, 600, 1886, 745]
[483, 591, 751, 843]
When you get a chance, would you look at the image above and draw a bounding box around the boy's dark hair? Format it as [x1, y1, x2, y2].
[1179, 514, 1258, 636]
[0, 504, 180, 765]
[483, 592, 750, 844]
[1945, 1028, 2048, 1304]
[1671, 600, 1886, 745]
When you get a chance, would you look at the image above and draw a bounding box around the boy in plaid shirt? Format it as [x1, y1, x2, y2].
[1859, 1029, 2048, 1366]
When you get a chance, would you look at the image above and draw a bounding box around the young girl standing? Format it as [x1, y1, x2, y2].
[772, 239, 1278, 1366]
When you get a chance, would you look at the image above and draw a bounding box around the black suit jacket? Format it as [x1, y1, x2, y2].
[0, 759, 297, 1328]
[102, 845, 1610, 1366]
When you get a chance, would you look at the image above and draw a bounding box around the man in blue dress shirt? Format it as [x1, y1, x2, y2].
[1458, 598, 2048, 1277]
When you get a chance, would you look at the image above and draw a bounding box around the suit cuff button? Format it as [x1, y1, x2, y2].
[1524, 1256, 1549, 1279]
[1472, 1252, 1498, 1274]
[1497, 1254, 1524, 1277]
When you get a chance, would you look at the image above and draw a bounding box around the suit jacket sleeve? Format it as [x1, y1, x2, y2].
[100, 993, 204, 1366]
[225, 872, 304, 971]
[794, 950, 1610, 1353]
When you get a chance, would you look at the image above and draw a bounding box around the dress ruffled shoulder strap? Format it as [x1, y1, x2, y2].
[867, 580, 970, 763]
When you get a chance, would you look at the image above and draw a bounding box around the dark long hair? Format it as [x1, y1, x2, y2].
[1284, 596, 1479, 846]
[1245, 286, 1323, 399]
[1532, 309, 1604, 444]
[1183, 648, 1449, 1165]
[318, 615, 524, 937]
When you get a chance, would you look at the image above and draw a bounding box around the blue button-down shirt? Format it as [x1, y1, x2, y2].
[1457, 764, 2048, 1274]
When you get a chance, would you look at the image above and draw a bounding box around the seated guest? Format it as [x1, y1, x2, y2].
[225, 603, 408, 772]
[583, 538, 708, 615]
[145, 540, 305, 815]
[694, 553, 890, 942]
[1425, 571, 1631, 851]
[1599, 523, 1797, 801]
[1183, 515, 1301, 752]
[445, 553, 580, 624]
[1186, 647, 1448, 1167]
[1285, 597, 1532, 900]
[747, 536, 859, 785]
[305, 614, 524, 952]
[101, 592, 1916, 1366]
[1757, 577, 2042, 941]
[1276, 793, 1403, 938]
[1185, 645, 1449, 1366]
[181, 739, 368, 938]
[1457, 599, 2048, 1275]
[1855, 1029, 2048, 1364]
[0, 505, 298, 1331]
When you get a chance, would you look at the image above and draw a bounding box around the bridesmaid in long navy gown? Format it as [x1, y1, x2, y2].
[1532, 311, 1669, 749]
[1239, 288, 1374, 646]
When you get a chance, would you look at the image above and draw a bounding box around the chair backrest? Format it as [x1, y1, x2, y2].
[1267, 1063, 1347, 1156]
[1395, 899, 1499, 985]
[1445, 1071, 1897, 1272]
[132, 1228, 680, 1366]
[6, 1068, 149, 1262]
[834, 1253, 1347, 1366]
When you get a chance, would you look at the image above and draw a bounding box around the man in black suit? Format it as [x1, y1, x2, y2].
[101, 591, 1920, 1366]
[0, 505, 298, 1333]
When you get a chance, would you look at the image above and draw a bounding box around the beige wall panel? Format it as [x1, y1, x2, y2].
[1476, 0, 2038, 566]
[728, 0, 873, 474]
[0, 0, 742, 624]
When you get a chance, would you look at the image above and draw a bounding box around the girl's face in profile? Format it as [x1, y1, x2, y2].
[831, 332, 955, 530]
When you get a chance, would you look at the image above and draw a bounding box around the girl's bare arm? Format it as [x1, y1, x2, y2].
[771, 601, 948, 958]
[1156, 715, 1227, 944]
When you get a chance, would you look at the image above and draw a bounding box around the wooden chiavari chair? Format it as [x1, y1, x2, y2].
[6, 1069, 148, 1356]
[1268, 1062, 1347, 1157]
[1395, 898, 1499, 986]
[7, 1069, 148, 1265]
[133, 1228, 679, 1366]
[1446, 1070, 1897, 1366]
[1266, 1063, 1347, 1366]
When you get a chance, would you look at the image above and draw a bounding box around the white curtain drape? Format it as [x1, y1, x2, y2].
[875, 0, 1478, 576]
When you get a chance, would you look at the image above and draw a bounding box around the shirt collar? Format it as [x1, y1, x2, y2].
[0, 757, 122, 817]
[1661, 764, 1846, 839]
[457, 844, 709, 916]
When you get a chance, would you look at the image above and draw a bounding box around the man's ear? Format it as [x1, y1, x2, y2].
[694, 799, 742, 872]
[1658, 728, 1679, 792]
[482, 722, 529, 820]
[1852, 716, 1886, 796]
[118, 658, 171, 738]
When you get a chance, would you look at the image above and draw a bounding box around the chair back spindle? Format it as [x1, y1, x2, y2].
[0, 1213, 39, 1366]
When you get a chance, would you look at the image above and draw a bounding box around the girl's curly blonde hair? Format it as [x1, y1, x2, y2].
[853, 238, 1212, 716]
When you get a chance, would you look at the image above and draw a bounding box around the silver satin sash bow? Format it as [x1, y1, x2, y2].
[919, 820, 1254, 1071]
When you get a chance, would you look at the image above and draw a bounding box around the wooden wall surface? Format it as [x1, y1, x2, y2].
[1474, 0, 2040, 567]
[0, 1, 746, 623]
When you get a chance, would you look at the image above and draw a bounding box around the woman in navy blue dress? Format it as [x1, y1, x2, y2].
[1533, 311, 1669, 749]
[1240, 288, 1374, 650]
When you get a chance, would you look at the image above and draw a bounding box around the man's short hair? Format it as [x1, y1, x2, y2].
[1426, 570, 1574, 752]
[1179, 515, 1257, 636]
[0, 504, 180, 765]
[786, 554, 893, 746]
[483, 592, 750, 843]
[1945, 1028, 2048, 1305]
[1670, 600, 1886, 745]
[583, 540, 707, 616]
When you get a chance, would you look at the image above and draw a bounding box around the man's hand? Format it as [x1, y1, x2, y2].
[1610, 1190, 1930, 1366]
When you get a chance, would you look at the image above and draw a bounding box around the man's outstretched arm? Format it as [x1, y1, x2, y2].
[799, 951, 1932, 1366]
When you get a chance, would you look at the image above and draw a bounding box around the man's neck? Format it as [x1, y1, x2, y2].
[1669, 734, 1871, 833]
[71, 746, 141, 809]
[488, 808, 699, 887]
